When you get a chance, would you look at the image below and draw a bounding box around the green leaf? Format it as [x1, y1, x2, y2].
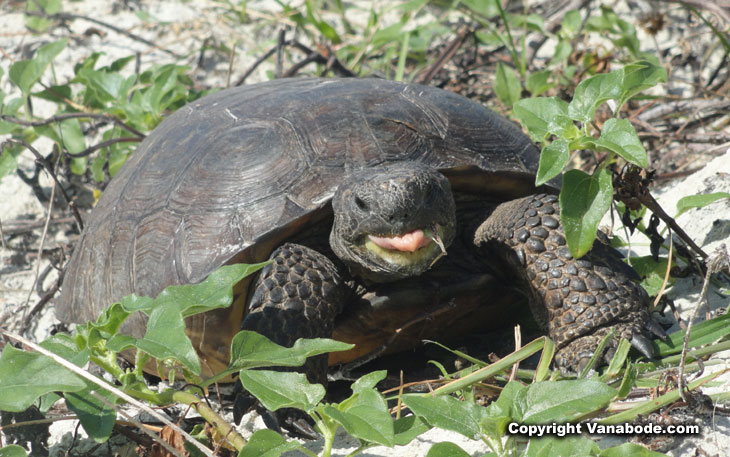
[121, 263, 265, 316]
[238, 370, 325, 413]
[109, 55, 136, 73]
[324, 403, 395, 446]
[336, 387, 394, 445]
[426, 442, 472, 457]
[618, 60, 667, 109]
[478, 401, 511, 441]
[91, 150, 107, 182]
[229, 331, 352, 370]
[494, 380, 527, 418]
[560, 168, 613, 258]
[628, 256, 673, 297]
[238, 429, 308, 457]
[42, 336, 116, 442]
[600, 442, 669, 457]
[0, 345, 86, 412]
[31, 83, 72, 105]
[40, 333, 91, 368]
[141, 65, 182, 113]
[315, 19, 342, 44]
[77, 68, 127, 102]
[550, 39, 572, 66]
[595, 118, 647, 167]
[135, 305, 201, 374]
[394, 416, 431, 446]
[372, 23, 404, 48]
[0, 114, 23, 135]
[59, 118, 87, 154]
[106, 334, 137, 353]
[65, 387, 117, 443]
[586, 8, 642, 58]
[0, 445, 28, 457]
[518, 380, 617, 424]
[401, 394, 482, 439]
[524, 435, 601, 457]
[9, 38, 68, 94]
[24, 0, 61, 32]
[513, 97, 576, 142]
[108, 145, 131, 177]
[461, 0, 499, 18]
[568, 71, 622, 123]
[83, 301, 133, 340]
[0, 144, 23, 180]
[536, 139, 570, 186]
[74, 52, 103, 75]
[495, 62, 521, 108]
[37, 117, 88, 175]
[675, 192, 730, 218]
[351, 370, 387, 393]
[506, 13, 545, 33]
[525, 70, 552, 96]
[561, 10, 582, 37]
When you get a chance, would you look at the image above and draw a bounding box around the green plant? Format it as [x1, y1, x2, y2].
[0, 35, 206, 187]
[511, 60, 666, 258]
[3, 258, 729, 456]
[0, 264, 354, 455]
[238, 369, 431, 457]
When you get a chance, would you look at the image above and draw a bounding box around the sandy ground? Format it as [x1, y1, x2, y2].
[1, 1, 729, 456]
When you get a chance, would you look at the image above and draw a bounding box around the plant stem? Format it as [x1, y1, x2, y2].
[89, 353, 125, 380]
[171, 389, 248, 450]
[314, 410, 337, 457]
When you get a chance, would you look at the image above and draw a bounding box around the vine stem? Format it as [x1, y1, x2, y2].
[314, 411, 337, 457]
[171, 390, 247, 450]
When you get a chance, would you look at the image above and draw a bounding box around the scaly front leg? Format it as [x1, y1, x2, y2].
[475, 193, 665, 371]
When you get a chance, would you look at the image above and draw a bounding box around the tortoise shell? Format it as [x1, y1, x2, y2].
[57, 78, 555, 374]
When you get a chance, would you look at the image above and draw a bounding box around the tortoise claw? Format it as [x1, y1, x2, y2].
[631, 334, 656, 360]
[645, 317, 669, 342]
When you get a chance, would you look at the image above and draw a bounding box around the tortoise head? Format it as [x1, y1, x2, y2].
[330, 163, 456, 282]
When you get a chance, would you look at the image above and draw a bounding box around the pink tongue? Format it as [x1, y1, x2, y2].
[368, 229, 432, 252]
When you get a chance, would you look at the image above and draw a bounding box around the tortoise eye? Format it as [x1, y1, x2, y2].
[355, 196, 369, 211]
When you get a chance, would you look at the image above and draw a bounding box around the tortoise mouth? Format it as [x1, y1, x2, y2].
[367, 228, 432, 252]
[361, 225, 447, 267]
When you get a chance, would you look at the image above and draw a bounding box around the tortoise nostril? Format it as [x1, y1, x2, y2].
[355, 196, 369, 211]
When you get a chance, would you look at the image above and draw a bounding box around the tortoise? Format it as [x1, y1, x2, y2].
[56, 77, 660, 379]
